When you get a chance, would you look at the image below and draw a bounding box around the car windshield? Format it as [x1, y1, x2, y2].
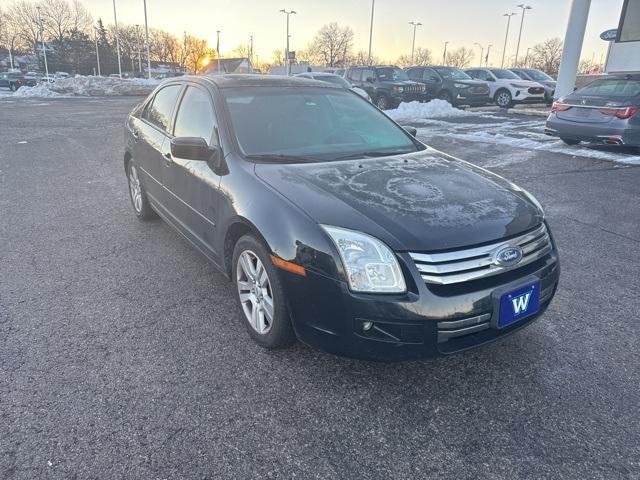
[524, 69, 554, 81]
[490, 69, 521, 80]
[434, 67, 472, 80]
[577, 78, 640, 97]
[314, 75, 351, 88]
[223, 87, 420, 162]
[376, 67, 409, 81]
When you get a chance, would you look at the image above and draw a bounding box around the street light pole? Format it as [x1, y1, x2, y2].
[279, 9, 296, 75]
[485, 44, 492, 67]
[514, 4, 532, 66]
[249, 35, 254, 66]
[473, 42, 484, 67]
[112, 0, 122, 78]
[368, 0, 375, 64]
[136, 25, 142, 74]
[216, 30, 221, 73]
[36, 7, 49, 78]
[501, 12, 516, 68]
[524, 47, 531, 67]
[94, 26, 101, 76]
[143, 0, 151, 79]
[409, 21, 422, 65]
[442, 41, 449, 65]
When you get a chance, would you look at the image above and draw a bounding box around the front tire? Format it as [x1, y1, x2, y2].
[126, 161, 156, 220]
[437, 90, 454, 105]
[494, 89, 513, 108]
[375, 94, 391, 110]
[233, 235, 296, 349]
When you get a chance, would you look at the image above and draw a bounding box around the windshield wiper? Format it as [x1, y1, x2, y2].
[244, 153, 319, 163]
[332, 149, 416, 161]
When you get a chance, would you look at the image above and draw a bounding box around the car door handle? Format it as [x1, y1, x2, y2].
[164, 152, 172, 165]
[131, 130, 139, 141]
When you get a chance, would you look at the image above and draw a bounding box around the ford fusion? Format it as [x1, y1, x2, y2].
[124, 75, 559, 361]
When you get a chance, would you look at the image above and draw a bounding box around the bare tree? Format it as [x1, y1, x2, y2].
[7, 1, 42, 54]
[149, 28, 178, 64]
[351, 50, 379, 66]
[308, 23, 353, 67]
[271, 49, 284, 66]
[445, 47, 474, 68]
[229, 43, 250, 58]
[395, 46, 432, 67]
[530, 37, 563, 76]
[184, 35, 210, 73]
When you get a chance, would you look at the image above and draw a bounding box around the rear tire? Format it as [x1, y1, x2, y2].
[126, 161, 157, 220]
[494, 89, 513, 108]
[560, 137, 580, 146]
[9, 83, 17, 92]
[233, 234, 296, 349]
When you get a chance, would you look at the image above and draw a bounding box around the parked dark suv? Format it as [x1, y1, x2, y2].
[124, 74, 558, 361]
[345, 65, 427, 109]
[405, 66, 491, 107]
[0, 72, 37, 91]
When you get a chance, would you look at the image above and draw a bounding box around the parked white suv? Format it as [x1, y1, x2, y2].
[464, 68, 545, 108]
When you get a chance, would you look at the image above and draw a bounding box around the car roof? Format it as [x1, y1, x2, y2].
[194, 74, 340, 89]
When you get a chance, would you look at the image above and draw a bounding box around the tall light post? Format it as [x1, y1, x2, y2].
[409, 21, 422, 65]
[112, 0, 122, 78]
[524, 47, 532, 67]
[36, 7, 49, 79]
[143, 0, 151, 79]
[514, 4, 532, 66]
[485, 44, 493, 67]
[249, 35, 254, 66]
[368, 0, 375, 64]
[136, 25, 142, 74]
[442, 41, 449, 65]
[501, 12, 517, 68]
[94, 26, 101, 76]
[279, 9, 296, 75]
[216, 30, 221, 73]
[473, 42, 484, 67]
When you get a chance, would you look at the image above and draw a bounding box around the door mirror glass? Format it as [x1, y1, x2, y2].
[171, 137, 213, 161]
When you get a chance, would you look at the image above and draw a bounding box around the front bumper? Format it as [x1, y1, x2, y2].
[513, 90, 546, 104]
[390, 92, 428, 105]
[455, 93, 491, 106]
[281, 233, 560, 361]
[545, 115, 640, 147]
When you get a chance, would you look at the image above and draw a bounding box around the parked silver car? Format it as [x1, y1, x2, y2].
[510, 68, 556, 104]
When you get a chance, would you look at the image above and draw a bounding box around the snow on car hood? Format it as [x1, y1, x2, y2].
[255, 149, 542, 251]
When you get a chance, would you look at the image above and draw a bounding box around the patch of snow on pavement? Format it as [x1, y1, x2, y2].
[387, 100, 472, 122]
[11, 75, 161, 98]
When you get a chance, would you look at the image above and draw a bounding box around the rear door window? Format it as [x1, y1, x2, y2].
[578, 79, 640, 97]
[143, 84, 182, 132]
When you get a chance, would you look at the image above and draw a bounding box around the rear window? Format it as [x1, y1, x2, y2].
[578, 79, 640, 97]
[490, 69, 520, 80]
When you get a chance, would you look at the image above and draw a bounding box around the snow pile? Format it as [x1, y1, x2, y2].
[387, 100, 471, 121]
[13, 83, 61, 98]
[12, 76, 161, 97]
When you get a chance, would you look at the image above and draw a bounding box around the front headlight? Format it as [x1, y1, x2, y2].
[321, 225, 406, 293]
[454, 83, 469, 89]
[393, 86, 404, 93]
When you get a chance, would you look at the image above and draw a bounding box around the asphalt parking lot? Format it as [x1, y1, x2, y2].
[1, 96, 639, 479]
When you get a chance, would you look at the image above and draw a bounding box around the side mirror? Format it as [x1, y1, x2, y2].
[366, 76, 375, 83]
[403, 126, 418, 137]
[487, 77, 496, 82]
[171, 137, 215, 161]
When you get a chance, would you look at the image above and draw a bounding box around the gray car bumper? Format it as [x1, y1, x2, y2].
[545, 115, 640, 147]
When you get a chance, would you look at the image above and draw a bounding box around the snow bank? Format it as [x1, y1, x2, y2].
[12, 76, 161, 98]
[387, 100, 471, 121]
[13, 83, 61, 98]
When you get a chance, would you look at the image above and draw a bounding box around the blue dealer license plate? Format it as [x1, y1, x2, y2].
[498, 280, 541, 328]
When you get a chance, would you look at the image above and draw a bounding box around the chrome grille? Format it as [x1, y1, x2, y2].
[528, 87, 544, 94]
[409, 224, 552, 285]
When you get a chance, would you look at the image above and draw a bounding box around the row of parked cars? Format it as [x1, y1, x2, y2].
[0, 70, 70, 91]
[297, 65, 556, 110]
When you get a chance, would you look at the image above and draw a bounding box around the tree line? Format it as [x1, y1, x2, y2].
[0, 0, 214, 75]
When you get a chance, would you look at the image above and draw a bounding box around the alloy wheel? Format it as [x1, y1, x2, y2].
[128, 164, 143, 213]
[236, 250, 274, 335]
[496, 91, 511, 108]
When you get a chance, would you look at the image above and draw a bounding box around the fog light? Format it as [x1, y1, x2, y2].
[362, 321, 374, 332]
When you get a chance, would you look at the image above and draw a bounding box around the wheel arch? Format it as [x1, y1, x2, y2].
[223, 217, 271, 278]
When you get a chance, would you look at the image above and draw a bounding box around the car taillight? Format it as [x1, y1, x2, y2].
[598, 106, 639, 120]
[551, 102, 571, 112]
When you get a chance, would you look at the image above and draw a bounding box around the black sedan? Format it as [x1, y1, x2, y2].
[546, 75, 640, 148]
[124, 75, 559, 361]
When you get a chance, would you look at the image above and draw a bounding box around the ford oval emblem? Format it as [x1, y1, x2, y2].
[494, 246, 523, 267]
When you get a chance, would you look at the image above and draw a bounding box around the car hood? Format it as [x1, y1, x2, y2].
[255, 149, 542, 251]
[453, 79, 489, 87]
[504, 79, 544, 88]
